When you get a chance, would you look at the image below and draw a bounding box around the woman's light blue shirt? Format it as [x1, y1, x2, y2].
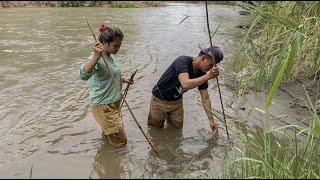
[79, 54, 122, 106]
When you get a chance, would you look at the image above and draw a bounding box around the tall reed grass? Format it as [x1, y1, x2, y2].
[232, 1, 320, 96]
[215, 85, 320, 178]
[209, 2, 320, 178]
[206, 79, 319, 178]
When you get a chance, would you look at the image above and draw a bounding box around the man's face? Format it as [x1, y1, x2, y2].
[200, 56, 215, 72]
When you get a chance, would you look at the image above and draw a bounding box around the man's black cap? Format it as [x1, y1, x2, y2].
[198, 45, 224, 64]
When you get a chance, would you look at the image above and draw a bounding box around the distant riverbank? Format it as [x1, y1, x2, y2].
[0, 1, 237, 8]
[0, 1, 165, 8]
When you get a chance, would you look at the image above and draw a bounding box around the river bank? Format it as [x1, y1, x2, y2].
[0, 1, 165, 8]
[0, 1, 236, 8]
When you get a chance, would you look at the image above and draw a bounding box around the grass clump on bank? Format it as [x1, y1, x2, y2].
[211, 2, 320, 178]
[231, 1, 320, 96]
[217, 86, 320, 178]
[208, 80, 320, 178]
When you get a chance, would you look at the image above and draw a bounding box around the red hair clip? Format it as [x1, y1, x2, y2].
[99, 22, 107, 33]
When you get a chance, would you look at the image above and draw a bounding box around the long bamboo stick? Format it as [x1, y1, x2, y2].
[205, 1, 230, 140]
[86, 19, 160, 157]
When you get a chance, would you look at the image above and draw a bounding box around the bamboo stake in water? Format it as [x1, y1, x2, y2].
[205, 1, 230, 140]
[86, 19, 160, 157]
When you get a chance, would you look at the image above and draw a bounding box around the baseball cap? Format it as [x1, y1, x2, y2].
[198, 44, 224, 64]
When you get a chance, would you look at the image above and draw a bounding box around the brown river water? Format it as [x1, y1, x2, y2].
[1, 2, 316, 178]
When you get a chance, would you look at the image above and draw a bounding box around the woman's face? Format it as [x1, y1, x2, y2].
[105, 38, 122, 54]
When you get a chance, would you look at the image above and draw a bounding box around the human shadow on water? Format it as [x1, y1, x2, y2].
[89, 138, 129, 179]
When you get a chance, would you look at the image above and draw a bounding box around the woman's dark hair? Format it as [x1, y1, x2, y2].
[98, 23, 124, 44]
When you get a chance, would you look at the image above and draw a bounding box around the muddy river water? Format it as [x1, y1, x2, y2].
[1, 2, 316, 178]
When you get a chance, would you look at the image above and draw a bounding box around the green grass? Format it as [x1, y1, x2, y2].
[209, 86, 320, 178]
[203, 3, 320, 178]
[231, 1, 320, 97]
[216, 7, 319, 174]
[29, 165, 33, 179]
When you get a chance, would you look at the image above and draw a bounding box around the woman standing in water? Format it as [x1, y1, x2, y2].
[79, 22, 133, 148]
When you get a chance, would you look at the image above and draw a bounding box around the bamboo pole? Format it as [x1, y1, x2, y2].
[86, 19, 160, 157]
[204, 1, 230, 140]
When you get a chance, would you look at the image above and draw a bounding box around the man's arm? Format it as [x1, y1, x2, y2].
[199, 89, 218, 135]
[178, 66, 219, 91]
[178, 73, 210, 91]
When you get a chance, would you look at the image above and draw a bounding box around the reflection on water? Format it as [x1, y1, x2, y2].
[90, 139, 127, 179]
[0, 3, 248, 178]
[145, 125, 231, 178]
[148, 126, 184, 163]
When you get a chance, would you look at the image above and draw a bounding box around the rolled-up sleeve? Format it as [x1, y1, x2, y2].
[79, 53, 96, 81]
[79, 63, 95, 81]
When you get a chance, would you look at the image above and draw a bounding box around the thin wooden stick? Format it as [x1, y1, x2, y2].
[86, 19, 160, 157]
[119, 69, 137, 111]
[118, 70, 137, 117]
[205, 1, 230, 140]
